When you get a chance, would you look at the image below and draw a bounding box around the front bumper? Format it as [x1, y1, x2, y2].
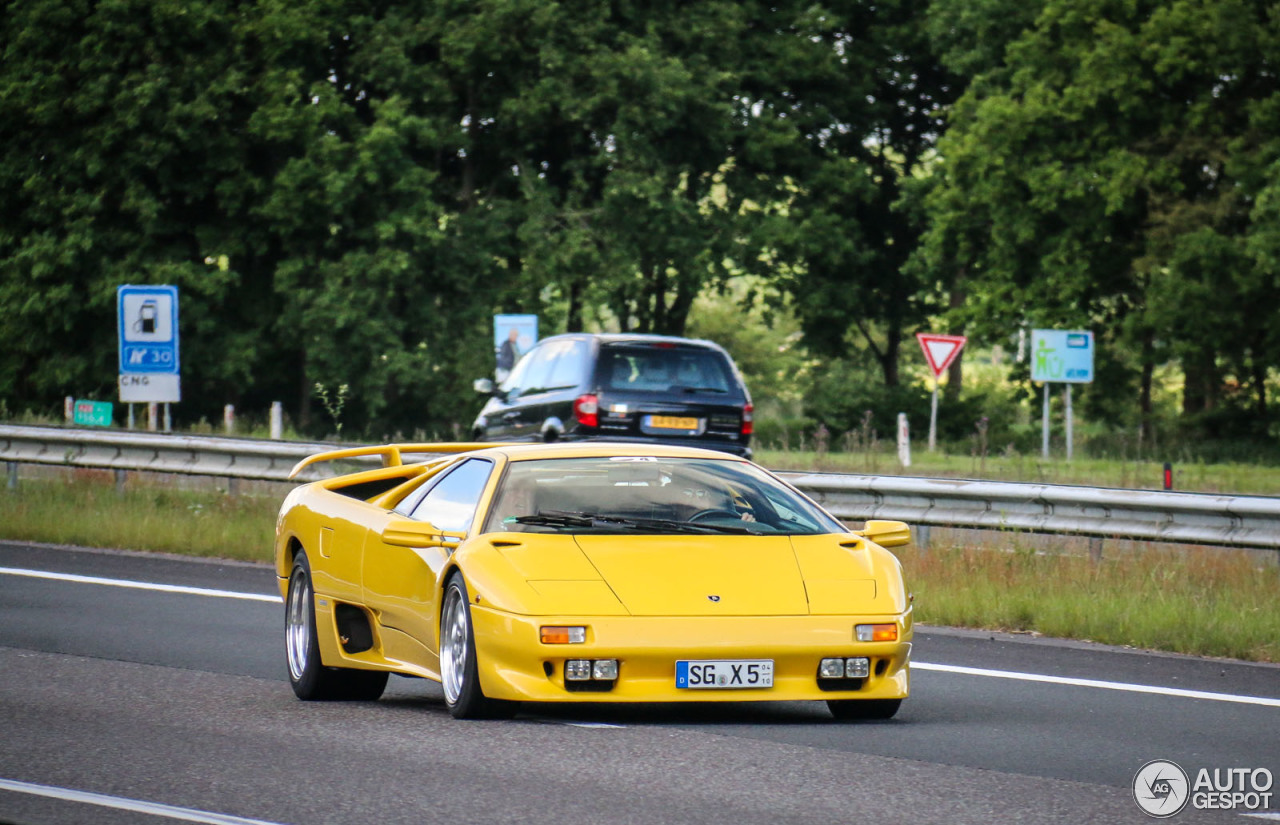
[470, 609, 911, 703]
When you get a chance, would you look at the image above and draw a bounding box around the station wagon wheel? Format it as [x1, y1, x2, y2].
[439, 572, 519, 720]
[827, 699, 902, 721]
[285, 550, 388, 702]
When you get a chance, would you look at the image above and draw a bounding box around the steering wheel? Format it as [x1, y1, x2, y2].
[687, 508, 744, 523]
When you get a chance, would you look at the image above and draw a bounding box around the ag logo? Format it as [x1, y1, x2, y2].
[1134, 760, 1190, 818]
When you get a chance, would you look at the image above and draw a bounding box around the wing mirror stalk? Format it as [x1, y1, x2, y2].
[381, 517, 465, 550]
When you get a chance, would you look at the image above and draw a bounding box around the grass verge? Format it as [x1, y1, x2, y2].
[1, 475, 1276, 663]
[896, 543, 1279, 663]
[757, 448, 1280, 495]
[0, 476, 279, 563]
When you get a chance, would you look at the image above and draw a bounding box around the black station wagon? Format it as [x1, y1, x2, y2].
[472, 333, 753, 457]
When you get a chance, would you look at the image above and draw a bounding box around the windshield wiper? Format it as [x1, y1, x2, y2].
[672, 385, 728, 394]
[506, 511, 596, 528]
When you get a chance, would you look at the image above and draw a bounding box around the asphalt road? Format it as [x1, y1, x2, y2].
[0, 540, 1276, 824]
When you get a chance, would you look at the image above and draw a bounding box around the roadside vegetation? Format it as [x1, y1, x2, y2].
[757, 449, 1280, 496]
[897, 542, 1279, 664]
[3, 469, 1276, 664]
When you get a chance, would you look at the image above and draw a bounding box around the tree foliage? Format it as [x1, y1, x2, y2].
[918, 0, 1280, 436]
[2, 0, 1278, 444]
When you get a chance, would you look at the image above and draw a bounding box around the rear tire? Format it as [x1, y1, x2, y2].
[439, 572, 519, 719]
[827, 699, 902, 721]
[285, 550, 388, 701]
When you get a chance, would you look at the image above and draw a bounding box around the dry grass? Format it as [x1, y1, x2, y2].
[896, 540, 1280, 662]
[0, 475, 279, 562]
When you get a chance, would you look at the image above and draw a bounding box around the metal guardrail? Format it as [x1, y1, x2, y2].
[0, 424, 338, 486]
[4, 424, 1279, 551]
[779, 472, 1280, 552]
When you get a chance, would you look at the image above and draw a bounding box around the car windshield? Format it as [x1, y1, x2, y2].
[483, 456, 844, 536]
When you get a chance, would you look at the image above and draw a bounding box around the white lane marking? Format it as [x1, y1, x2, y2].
[560, 721, 626, 728]
[914, 662, 1280, 708]
[5, 566, 1278, 710]
[0, 567, 280, 603]
[0, 778, 288, 825]
[1241, 813, 1280, 820]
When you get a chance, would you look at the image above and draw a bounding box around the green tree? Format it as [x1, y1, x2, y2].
[744, 0, 962, 387]
[919, 0, 1280, 437]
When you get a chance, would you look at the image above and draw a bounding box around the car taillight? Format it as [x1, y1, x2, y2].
[741, 403, 754, 435]
[574, 394, 599, 428]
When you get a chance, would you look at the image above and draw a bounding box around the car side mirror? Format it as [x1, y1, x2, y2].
[381, 517, 465, 550]
[473, 377, 494, 395]
[856, 519, 911, 548]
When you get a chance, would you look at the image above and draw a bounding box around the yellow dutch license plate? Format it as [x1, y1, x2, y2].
[648, 415, 698, 430]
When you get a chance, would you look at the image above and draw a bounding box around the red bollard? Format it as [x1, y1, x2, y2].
[1163, 462, 1173, 490]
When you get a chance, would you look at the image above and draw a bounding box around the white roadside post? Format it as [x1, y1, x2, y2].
[896, 413, 911, 468]
[270, 402, 283, 440]
[915, 333, 967, 452]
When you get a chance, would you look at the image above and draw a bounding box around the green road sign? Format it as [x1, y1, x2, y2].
[73, 399, 113, 427]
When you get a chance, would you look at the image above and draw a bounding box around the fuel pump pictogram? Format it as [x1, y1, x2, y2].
[134, 300, 158, 334]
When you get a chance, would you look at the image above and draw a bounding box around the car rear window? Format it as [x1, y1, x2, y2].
[598, 345, 737, 394]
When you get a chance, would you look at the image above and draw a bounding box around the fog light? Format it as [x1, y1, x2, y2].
[845, 657, 870, 678]
[565, 660, 592, 681]
[855, 624, 897, 642]
[541, 626, 587, 644]
[592, 659, 619, 680]
[819, 658, 846, 679]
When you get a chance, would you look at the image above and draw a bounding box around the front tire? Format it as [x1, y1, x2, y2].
[827, 699, 902, 721]
[439, 572, 519, 719]
[285, 550, 388, 701]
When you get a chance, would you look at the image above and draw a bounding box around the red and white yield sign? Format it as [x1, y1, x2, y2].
[916, 333, 967, 378]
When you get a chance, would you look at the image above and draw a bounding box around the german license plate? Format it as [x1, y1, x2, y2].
[648, 415, 699, 430]
[676, 659, 774, 689]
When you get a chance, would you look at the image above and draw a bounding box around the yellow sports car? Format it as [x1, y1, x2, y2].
[275, 442, 913, 720]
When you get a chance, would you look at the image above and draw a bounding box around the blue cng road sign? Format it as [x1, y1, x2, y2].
[1031, 329, 1094, 383]
[118, 285, 181, 402]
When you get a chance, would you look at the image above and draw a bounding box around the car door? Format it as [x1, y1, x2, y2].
[361, 458, 495, 670]
[501, 342, 558, 440]
[513, 337, 590, 440]
[479, 353, 534, 439]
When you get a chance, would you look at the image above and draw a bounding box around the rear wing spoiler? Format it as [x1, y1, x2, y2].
[288, 442, 515, 480]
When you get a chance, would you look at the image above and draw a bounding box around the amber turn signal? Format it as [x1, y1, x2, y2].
[855, 624, 898, 642]
[540, 626, 587, 644]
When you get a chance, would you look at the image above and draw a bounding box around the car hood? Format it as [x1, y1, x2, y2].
[571, 535, 808, 616]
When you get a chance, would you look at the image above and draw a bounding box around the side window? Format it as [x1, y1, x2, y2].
[499, 349, 534, 395]
[405, 459, 493, 533]
[516, 342, 559, 395]
[545, 339, 588, 391]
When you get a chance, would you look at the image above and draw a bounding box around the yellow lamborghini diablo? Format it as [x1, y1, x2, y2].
[275, 442, 913, 720]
